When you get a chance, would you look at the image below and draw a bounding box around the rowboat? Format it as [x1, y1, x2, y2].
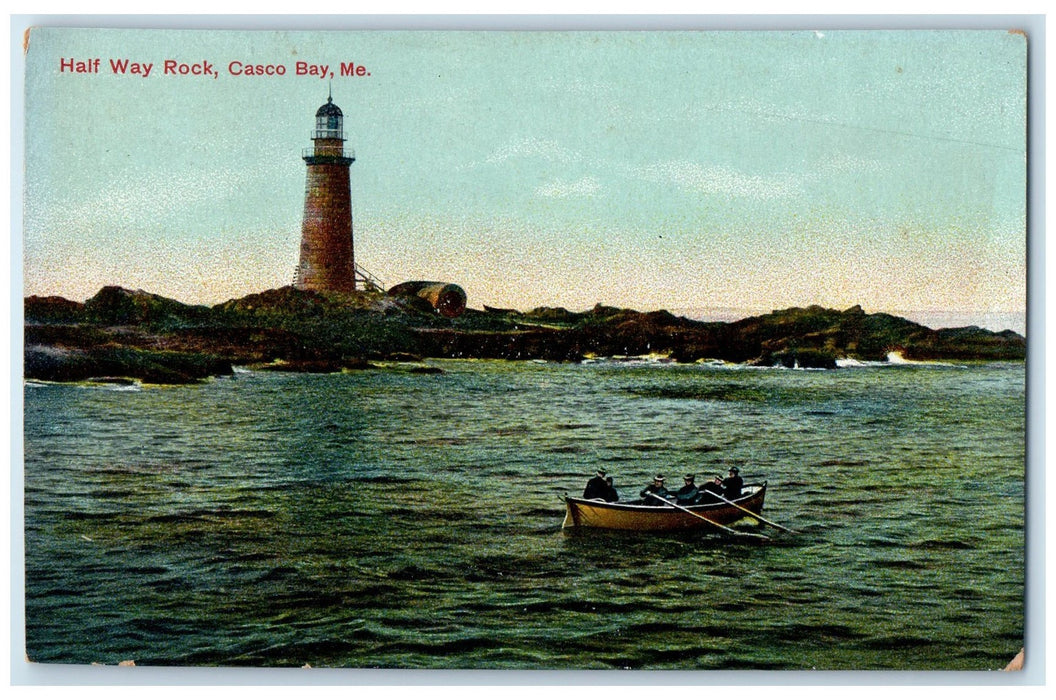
[562, 482, 767, 531]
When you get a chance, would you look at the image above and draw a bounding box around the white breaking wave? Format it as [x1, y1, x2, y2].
[79, 381, 143, 392]
[885, 351, 968, 369]
[887, 351, 910, 364]
[836, 357, 890, 369]
[26, 378, 142, 391]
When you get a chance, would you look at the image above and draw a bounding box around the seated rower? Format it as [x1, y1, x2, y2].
[696, 477, 724, 504]
[583, 469, 610, 500]
[640, 474, 672, 505]
[675, 473, 702, 505]
[722, 466, 744, 500]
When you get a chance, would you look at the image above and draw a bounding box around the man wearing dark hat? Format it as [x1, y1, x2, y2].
[697, 476, 724, 504]
[639, 474, 672, 505]
[675, 473, 702, 506]
[721, 466, 744, 500]
[583, 468, 610, 500]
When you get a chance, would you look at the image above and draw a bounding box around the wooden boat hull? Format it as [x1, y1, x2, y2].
[562, 483, 767, 531]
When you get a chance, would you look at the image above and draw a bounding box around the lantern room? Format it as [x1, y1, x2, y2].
[313, 96, 344, 140]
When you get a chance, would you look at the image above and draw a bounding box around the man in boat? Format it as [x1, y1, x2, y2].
[674, 474, 702, 505]
[583, 469, 610, 500]
[639, 474, 673, 505]
[603, 476, 619, 502]
[696, 476, 725, 504]
[721, 467, 744, 500]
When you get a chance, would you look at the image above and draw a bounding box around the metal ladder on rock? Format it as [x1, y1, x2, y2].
[289, 264, 386, 293]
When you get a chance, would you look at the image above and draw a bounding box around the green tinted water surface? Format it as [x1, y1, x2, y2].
[23, 360, 1025, 670]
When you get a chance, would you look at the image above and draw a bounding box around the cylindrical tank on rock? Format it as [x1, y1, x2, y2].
[387, 281, 467, 318]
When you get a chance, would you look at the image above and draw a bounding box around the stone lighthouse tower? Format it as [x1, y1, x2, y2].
[294, 94, 356, 293]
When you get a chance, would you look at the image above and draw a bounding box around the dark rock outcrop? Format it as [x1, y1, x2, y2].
[83, 286, 212, 328]
[22, 287, 1026, 383]
[25, 344, 232, 384]
[24, 295, 87, 324]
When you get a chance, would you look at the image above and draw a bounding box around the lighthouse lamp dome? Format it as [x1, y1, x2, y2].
[314, 96, 344, 139]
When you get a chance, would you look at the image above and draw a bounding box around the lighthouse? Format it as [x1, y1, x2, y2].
[294, 94, 356, 293]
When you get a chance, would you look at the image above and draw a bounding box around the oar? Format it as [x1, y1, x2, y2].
[646, 493, 770, 542]
[709, 491, 799, 535]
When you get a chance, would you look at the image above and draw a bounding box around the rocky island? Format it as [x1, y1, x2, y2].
[23, 286, 1026, 384]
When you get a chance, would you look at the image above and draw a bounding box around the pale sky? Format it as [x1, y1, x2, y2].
[21, 28, 1027, 331]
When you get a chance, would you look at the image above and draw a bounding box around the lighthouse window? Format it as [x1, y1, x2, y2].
[328, 115, 340, 130]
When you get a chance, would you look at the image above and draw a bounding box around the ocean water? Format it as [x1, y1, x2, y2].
[22, 358, 1025, 670]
